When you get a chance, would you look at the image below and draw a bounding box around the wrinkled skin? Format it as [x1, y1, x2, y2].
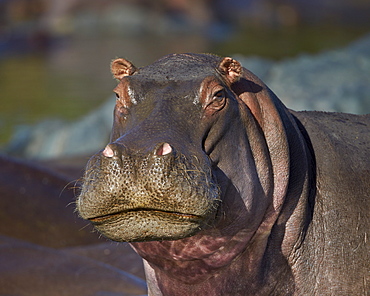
[77, 53, 370, 295]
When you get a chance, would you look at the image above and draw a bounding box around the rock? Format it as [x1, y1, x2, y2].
[0, 155, 147, 295]
[0, 154, 101, 248]
[0, 235, 147, 296]
[4, 97, 115, 159]
[236, 33, 370, 114]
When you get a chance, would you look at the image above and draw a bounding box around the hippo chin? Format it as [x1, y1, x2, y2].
[77, 53, 370, 295]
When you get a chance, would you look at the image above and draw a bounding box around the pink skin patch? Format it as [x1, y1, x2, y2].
[156, 143, 172, 156]
[103, 143, 172, 157]
[102, 145, 114, 157]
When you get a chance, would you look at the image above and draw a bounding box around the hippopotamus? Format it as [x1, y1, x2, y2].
[77, 53, 370, 295]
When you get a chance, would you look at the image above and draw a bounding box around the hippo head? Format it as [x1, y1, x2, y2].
[77, 53, 292, 245]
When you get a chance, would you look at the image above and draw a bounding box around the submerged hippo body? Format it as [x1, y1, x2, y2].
[77, 53, 370, 295]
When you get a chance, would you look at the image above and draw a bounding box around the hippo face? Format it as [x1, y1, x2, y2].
[77, 54, 249, 242]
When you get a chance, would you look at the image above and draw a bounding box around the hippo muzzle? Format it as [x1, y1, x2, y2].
[78, 140, 219, 242]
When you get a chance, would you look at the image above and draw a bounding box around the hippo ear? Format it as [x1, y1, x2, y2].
[218, 57, 243, 85]
[111, 58, 137, 80]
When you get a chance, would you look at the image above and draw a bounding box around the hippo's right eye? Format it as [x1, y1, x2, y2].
[115, 99, 130, 117]
[116, 106, 129, 118]
[118, 106, 129, 114]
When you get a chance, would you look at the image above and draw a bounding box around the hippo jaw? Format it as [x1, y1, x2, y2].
[86, 209, 207, 243]
[77, 143, 220, 242]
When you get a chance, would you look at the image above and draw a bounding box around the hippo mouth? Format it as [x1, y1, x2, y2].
[77, 149, 220, 241]
[82, 206, 213, 242]
[88, 208, 202, 225]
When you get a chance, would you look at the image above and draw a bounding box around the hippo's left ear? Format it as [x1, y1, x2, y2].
[217, 57, 243, 85]
[111, 58, 137, 80]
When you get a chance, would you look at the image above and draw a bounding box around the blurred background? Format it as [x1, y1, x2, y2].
[1, 0, 370, 160]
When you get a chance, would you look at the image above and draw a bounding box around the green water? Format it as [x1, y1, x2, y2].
[0, 26, 368, 144]
[216, 25, 369, 59]
[0, 49, 115, 144]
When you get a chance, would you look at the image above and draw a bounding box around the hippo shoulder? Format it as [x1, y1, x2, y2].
[291, 110, 369, 201]
[292, 111, 370, 158]
[290, 110, 370, 294]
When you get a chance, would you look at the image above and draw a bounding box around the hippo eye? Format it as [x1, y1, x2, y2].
[115, 100, 130, 117]
[207, 90, 226, 111]
[118, 106, 129, 116]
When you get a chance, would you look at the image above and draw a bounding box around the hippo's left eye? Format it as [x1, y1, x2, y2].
[207, 90, 226, 111]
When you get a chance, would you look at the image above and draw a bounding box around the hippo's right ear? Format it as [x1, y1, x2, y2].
[111, 58, 137, 80]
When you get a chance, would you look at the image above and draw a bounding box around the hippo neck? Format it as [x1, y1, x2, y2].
[131, 144, 275, 294]
[132, 110, 315, 295]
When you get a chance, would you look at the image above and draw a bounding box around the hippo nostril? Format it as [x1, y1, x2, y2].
[102, 145, 115, 158]
[156, 143, 172, 156]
